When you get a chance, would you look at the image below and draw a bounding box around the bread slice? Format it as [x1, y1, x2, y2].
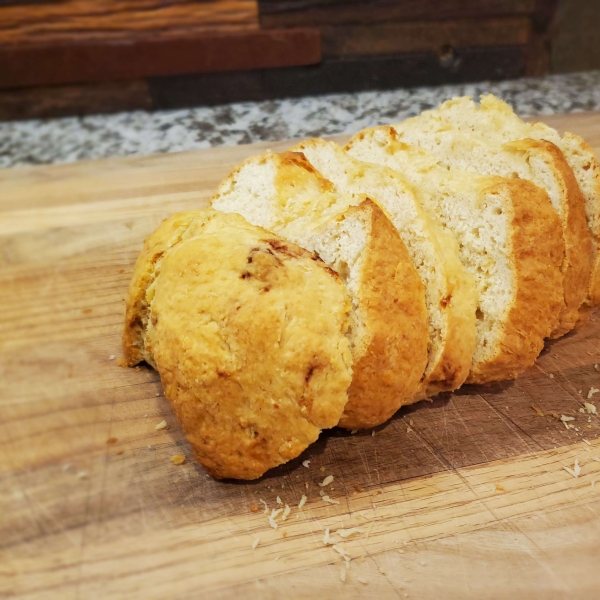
[393, 96, 592, 333]
[212, 152, 429, 429]
[123, 209, 353, 479]
[290, 138, 477, 398]
[347, 126, 565, 383]
[418, 94, 600, 307]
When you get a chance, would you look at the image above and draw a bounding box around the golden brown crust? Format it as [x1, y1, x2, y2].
[467, 178, 564, 383]
[122, 212, 199, 367]
[337, 200, 428, 429]
[123, 209, 353, 480]
[416, 243, 478, 398]
[507, 138, 591, 337]
[561, 132, 600, 307]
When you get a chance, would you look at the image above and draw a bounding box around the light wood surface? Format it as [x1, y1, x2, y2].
[2, 112, 600, 599]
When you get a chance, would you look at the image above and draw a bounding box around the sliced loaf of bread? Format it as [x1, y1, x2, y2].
[393, 99, 591, 336]
[412, 94, 600, 307]
[212, 152, 429, 429]
[290, 138, 477, 399]
[347, 127, 565, 384]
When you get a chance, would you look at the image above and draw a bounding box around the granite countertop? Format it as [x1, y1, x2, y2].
[2, 71, 600, 169]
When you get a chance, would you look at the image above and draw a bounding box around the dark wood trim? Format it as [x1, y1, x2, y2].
[525, 0, 559, 76]
[259, 0, 536, 27]
[0, 80, 152, 121]
[320, 17, 530, 58]
[0, 28, 321, 89]
[148, 46, 526, 111]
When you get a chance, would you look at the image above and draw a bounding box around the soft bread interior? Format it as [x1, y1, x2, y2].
[290, 139, 477, 398]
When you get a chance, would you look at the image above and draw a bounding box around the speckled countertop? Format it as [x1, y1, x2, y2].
[2, 71, 600, 169]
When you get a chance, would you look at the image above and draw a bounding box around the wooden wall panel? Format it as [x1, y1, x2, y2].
[0, 0, 259, 44]
[321, 17, 530, 57]
[259, 0, 536, 27]
[0, 28, 321, 89]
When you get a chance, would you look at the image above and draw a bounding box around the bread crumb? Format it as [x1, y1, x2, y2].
[332, 544, 350, 560]
[252, 537, 260, 550]
[276, 496, 283, 505]
[298, 495, 307, 509]
[302, 460, 310, 468]
[155, 392, 160, 397]
[560, 415, 575, 429]
[583, 439, 592, 446]
[170, 455, 185, 465]
[250, 504, 259, 513]
[319, 475, 334, 487]
[549, 373, 554, 378]
[259, 499, 269, 514]
[351, 429, 358, 434]
[76, 471, 88, 479]
[588, 388, 600, 399]
[595, 364, 599, 371]
[531, 405, 545, 417]
[109, 355, 116, 360]
[495, 483, 505, 492]
[406, 427, 412, 434]
[563, 459, 581, 478]
[357, 577, 368, 584]
[371, 430, 375, 437]
[584, 402, 597, 414]
[320, 466, 326, 472]
[281, 530, 287, 538]
[107, 437, 118, 444]
[155, 420, 168, 430]
[268, 508, 282, 529]
[355, 484, 364, 493]
[579, 390, 583, 394]
[144, 414, 148, 418]
[322, 495, 340, 505]
[340, 567, 346, 583]
[580, 408, 586, 413]
[281, 504, 291, 521]
[323, 527, 332, 545]
[337, 527, 364, 538]
[420, 560, 426, 566]
[594, 457, 600, 463]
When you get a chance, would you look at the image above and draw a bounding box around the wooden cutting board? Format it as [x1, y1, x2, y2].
[3, 112, 600, 600]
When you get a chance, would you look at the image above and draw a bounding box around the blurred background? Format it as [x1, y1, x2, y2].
[0, 0, 598, 121]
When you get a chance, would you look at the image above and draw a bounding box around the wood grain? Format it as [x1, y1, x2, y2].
[0, 0, 259, 44]
[2, 112, 600, 598]
[321, 17, 530, 57]
[259, 0, 535, 27]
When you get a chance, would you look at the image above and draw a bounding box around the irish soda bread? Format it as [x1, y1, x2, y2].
[413, 94, 600, 306]
[393, 97, 591, 335]
[211, 151, 429, 428]
[347, 127, 565, 383]
[123, 209, 353, 479]
[290, 138, 477, 398]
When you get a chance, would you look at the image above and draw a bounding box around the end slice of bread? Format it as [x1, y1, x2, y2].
[123, 209, 353, 479]
[391, 110, 590, 337]
[212, 152, 429, 428]
[411, 93, 600, 308]
[290, 138, 477, 399]
[347, 126, 565, 383]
